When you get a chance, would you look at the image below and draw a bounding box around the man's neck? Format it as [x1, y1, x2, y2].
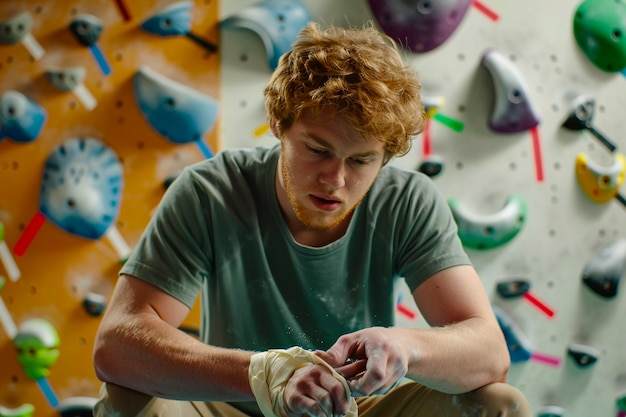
[286, 217, 351, 248]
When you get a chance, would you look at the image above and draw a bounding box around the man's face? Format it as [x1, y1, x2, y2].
[275, 113, 385, 232]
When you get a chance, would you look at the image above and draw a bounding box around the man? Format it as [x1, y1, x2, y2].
[93, 22, 531, 417]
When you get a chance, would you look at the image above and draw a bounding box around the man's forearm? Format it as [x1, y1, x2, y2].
[401, 320, 510, 393]
[93, 313, 254, 401]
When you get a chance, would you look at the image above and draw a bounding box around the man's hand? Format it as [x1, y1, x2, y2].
[249, 347, 357, 417]
[315, 327, 410, 397]
[282, 363, 353, 417]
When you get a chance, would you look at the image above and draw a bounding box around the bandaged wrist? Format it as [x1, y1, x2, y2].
[248, 346, 358, 417]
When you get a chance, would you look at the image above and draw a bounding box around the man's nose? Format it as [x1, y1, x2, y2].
[319, 158, 346, 188]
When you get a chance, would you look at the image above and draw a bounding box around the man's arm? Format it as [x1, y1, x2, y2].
[92, 274, 254, 401]
[318, 264, 509, 395]
[406, 263, 509, 391]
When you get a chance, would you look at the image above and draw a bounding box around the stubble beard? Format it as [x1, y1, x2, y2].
[280, 152, 357, 231]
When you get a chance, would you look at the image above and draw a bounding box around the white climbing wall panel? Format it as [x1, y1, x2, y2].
[219, 1, 626, 416]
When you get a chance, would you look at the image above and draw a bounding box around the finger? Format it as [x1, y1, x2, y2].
[317, 370, 352, 416]
[303, 380, 341, 417]
[316, 334, 363, 366]
[334, 359, 366, 380]
[286, 394, 329, 417]
[285, 367, 348, 417]
[314, 348, 347, 368]
[348, 348, 389, 396]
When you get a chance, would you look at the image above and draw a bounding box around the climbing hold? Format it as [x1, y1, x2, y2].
[142, 2, 218, 53]
[39, 138, 124, 240]
[45, 67, 86, 92]
[163, 172, 181, 190]
[448, 194, 527, 250]
[0, 404, 35, 417]
[562, 95, 617, 152]
[13, 138, 130, 262]
[422, 95, 446, 117]
[581, 238, 626, 298]
[220, 0, 312, 69]
[481, 48, 540, 134]
[536, 405, 565, 417]
[617, 390, 626, 412]
[69, 14, 111, 76]
[566, 342, 600, 368]
[0, 90, 47, 143]
[417, 154, 444, 177]
[58, 397, 98, 417]
[69, 14, 103, 46]
[493, 305, 532, 363]
[366, 0, 472, 52]
[134, 66, 218, 147]
[496, 279, 530, 298]
[0, 11, 45, 60]
[13, 318, 60, 380]
[573, 0, 626, 72]
[83, 292, 107, 317]
[45, 67, 97, 110]
[575, 153, 626, 204]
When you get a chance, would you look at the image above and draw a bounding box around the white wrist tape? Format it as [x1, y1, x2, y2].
[249, 346, 358, 417]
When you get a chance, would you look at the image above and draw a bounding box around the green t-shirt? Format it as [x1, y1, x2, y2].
[121, 144, 470, 352]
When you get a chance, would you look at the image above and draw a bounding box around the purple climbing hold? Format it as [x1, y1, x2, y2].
[366, 0, 472, 52]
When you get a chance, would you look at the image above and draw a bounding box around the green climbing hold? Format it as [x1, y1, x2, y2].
[0, 403, 35, 417]
[573, 0, 626, 72]
[448, 194, 528, 251]
[617, 391, 626, 411]
[13, 318, 60, 380]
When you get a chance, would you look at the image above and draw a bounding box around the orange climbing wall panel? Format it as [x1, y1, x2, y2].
[0, 0, 219, 413]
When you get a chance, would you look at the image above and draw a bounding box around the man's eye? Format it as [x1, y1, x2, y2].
[307, 146, 325, 155]
[352, 158, 369, 165]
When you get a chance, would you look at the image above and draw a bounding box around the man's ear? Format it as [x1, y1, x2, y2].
[268, 118, 281, 139]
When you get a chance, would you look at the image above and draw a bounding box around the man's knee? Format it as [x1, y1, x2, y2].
[93, 383, 188, 417]
[467, 382, 532, 417]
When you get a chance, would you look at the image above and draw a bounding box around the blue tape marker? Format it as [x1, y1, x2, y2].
[196, 140, 214, 159]
[90, 44, 111, 76]
[37, 377, 60, 408]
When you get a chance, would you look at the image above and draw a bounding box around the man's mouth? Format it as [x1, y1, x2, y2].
[310, 194, 341, 211]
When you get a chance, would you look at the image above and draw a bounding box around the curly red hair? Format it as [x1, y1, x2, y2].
[264, 22, 426, 160]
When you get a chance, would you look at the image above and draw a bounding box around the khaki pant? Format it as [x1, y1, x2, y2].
[94, 381, 532, 417]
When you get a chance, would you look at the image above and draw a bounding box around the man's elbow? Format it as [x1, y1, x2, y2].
[491, 345, 511, 384]
[92, 333, 116, 384]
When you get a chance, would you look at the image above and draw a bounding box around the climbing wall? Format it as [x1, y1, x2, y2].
[0, 0, 218, 414]
[218, 1, 626, 416]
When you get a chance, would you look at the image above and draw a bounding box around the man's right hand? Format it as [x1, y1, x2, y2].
[282, 363, 353, 417]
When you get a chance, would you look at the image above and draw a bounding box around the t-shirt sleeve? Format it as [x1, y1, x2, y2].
[396, 176, 471, 292]
[120, 167, 212, 308]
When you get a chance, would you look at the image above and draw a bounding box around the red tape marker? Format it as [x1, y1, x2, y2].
[13, 212, 46, 256]
[530, 126, 545, 183]
[422, 118, 432, 157]
[113, 0, 132, 22]
[523, 291, 555, 318]
[473, 0, 500, 22]
[530, 352, 561, 367]
[397, 302, 417, 320]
